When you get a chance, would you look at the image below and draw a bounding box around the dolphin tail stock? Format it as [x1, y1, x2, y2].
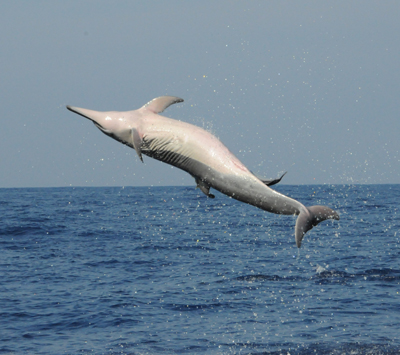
[295, 205, 340, 248]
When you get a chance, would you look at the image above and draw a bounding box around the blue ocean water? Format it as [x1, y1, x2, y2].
[1, 184, 399, 355]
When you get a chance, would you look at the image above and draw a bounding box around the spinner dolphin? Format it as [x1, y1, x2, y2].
[67, 96, 339, 247]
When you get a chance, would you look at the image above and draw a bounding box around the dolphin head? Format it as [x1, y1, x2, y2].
[66, 105, 136, 146]
[66, 97, 184, 148]
[66, 105, 146, 161]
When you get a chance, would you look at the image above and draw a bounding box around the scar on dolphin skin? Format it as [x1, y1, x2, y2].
[66, 96, 339, 247]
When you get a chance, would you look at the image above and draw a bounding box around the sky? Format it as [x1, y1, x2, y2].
[1, 1, 400, 188]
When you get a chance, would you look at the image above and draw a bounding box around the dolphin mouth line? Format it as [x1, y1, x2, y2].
[93, 122, 106, 131]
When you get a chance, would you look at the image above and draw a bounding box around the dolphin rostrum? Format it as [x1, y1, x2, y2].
[66, 96, 339, 247]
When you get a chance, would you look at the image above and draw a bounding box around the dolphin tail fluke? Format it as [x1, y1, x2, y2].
[295, 206, 339, 248]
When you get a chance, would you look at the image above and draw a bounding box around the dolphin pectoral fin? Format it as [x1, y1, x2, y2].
[261, 172, 287, 186]
[131, 129, 143, 162]
[143, 96, 184, 114]
[195, 178, 215, 198]
[295, 206, 340, 248]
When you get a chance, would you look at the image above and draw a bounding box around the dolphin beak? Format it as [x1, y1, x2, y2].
[67, 105, 99, 121]
[66, 105, 108, 130]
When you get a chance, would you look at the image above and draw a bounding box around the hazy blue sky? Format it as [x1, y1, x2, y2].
[1, 1, 400, 188]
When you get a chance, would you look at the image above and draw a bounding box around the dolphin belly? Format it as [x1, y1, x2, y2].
[141, 138, 301, 215]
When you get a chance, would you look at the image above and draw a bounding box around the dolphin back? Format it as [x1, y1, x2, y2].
[295, 206, 340, 247]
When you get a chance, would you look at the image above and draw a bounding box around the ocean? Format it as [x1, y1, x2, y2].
[1, 184, 399, 355]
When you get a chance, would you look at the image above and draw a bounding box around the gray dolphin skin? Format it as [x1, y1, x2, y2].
[66, 96, 339, 247]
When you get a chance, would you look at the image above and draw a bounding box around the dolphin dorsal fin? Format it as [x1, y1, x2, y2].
[142, 96, 184, 114]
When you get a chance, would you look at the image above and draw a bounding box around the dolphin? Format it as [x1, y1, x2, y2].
[66, 96, 339, 247]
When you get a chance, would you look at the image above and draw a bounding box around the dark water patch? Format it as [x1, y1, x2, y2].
[236, 274, 304, 282]
[0, 225, 44, 237]
[363, 268, 400, 281]
[166, 301, 232, 312]
[313, 268, 400, 285]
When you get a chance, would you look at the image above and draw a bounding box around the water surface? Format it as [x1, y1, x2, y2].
[1, 185, 399, 354]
